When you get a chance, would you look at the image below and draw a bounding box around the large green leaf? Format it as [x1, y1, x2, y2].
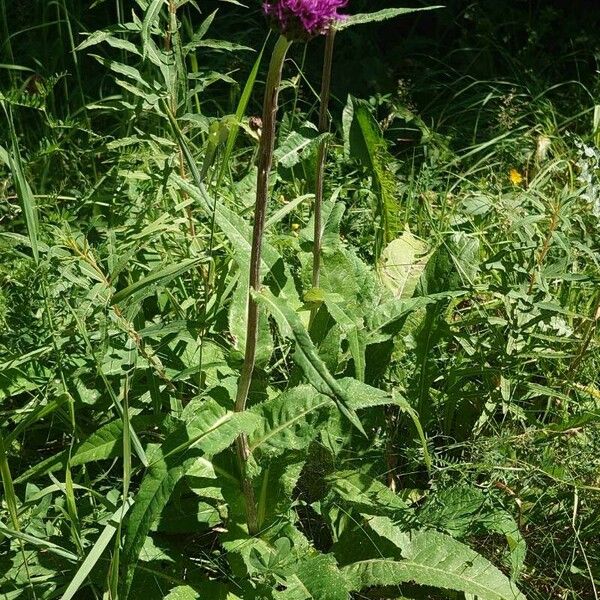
[418, 485, 526, 579]
[4, 393, 70, 446]
[120, 400, 258, 598]
[71, 420, 125, 465]
[379, 231, 430, 299]
[342, 528, 525, 600]
[368, 292, 463, 334]
[327, 471, 409, 517]
[249, 386, 333, 456]
[276, 553, 350, 600]
[256, 290, 365, 435]
[14, 419, 126, 483]
[177, 399, 259, 459]
[14, 416, 163, 484]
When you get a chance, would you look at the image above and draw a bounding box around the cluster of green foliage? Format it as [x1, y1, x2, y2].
[0, 1, 598, 599]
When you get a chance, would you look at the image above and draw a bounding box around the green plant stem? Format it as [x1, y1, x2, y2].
[234, 34, 291, 535]
[567, 297, 600, 377]
[0, 435, 36, 598]
[310, 29, 336, 324]
[0, 0, 15, 72]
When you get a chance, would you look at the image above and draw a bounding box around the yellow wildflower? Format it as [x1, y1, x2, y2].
[509, 169, 523, 185]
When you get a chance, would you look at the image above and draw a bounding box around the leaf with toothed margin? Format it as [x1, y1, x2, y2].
[119, 400, 258, 598]
[249, 386, 333, 456]
[337, 7, 442, 30]
[255, 290, 366, 437]
[342, 528, 525, 600]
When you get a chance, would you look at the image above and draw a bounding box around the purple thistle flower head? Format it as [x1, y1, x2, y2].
[263, 0, 348, 41]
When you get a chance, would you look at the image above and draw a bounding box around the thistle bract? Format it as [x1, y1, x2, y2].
[263, 0, 347, 40]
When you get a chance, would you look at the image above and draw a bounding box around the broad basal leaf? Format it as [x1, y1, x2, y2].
[327, 470, 409, 517]
[369, 291, 463, 334]
[120, 400, 258, 598]
[249, 386, 333, 456]
[256, 290, 365, 435]
[343, 528, 525, 600]
[275, 553, 350, 600]
[380, 231, 430, 299]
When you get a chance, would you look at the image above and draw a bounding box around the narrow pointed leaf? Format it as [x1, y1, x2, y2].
[256, 290, 365, 436]
[60, 499, 134, 600]
[111, 257, 203, 305]
[338, 7, 442, 30]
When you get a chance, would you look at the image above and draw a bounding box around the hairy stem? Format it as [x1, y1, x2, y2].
[234, 35, 291, 535]
[310, 29, 336, 324]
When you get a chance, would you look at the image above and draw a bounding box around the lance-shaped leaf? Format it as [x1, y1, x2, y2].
[276, 553, 349, 600]
[368, 291, 464, 334]
[15, 419, 123, 483]
[337, 7, 442, 30]
[342, 528, 525, 600]
[256, 290, 365, 436]
[342, 96, 400, 259]
[2, 114, 39, 262]
[120, 400, 258, 598]
[229, 269, 274, 368]
[323, 297, 366, 382]
[141, 0, 165, 52]
[111, 257, 204, 305]
[249, 386, 333, 456]
[61, 499, 134, 600]
[327, 470, 410, 518]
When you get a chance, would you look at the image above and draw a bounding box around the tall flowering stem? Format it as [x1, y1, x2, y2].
[235, 34, 292, 535]
[311, 28, 336, 314]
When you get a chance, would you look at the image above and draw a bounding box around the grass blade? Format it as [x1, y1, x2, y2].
[60, 498, 134, 600]
[2, 104, 39, 263]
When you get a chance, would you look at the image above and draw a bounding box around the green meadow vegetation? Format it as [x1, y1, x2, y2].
[0, 1, 599, 598]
